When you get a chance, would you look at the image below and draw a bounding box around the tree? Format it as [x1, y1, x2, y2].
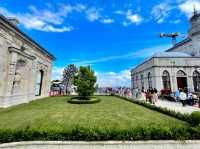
[63, 64, 78, 94]
[74, 66, 97, 100]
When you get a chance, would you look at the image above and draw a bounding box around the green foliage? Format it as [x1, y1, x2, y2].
[190, 111, 200, 126]
[74, 66, 97, 99]
[68, 97, 100, 104]
[0, 124, 199, 143]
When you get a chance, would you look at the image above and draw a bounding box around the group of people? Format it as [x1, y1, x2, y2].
[141, 88, 159, 104]
[108, 87, 132, 97]
[175, 88, 199, 106]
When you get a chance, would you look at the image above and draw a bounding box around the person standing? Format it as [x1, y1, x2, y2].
[153, 88, 158, 103]
[175, 88, 180, 102]
[180, 89, 187, 106]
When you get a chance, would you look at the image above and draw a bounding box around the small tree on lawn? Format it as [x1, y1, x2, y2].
[74, 66, 97, 100]
[63, 64, 78, 94]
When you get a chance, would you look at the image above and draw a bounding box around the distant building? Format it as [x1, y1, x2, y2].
[0, 15, 55, 107]
[131, 11, 200, 93]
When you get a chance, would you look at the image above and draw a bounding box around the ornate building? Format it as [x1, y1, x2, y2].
[131, 11, 200, 93]
[0, 15, 55, 107]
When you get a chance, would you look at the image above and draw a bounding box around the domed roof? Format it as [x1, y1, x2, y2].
[152, 52, 191, 58]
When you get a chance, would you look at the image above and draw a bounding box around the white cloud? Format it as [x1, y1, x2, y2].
[101, 18, 114, 24]
[116, 9, 143, 26]
[0, 4, 86, 32]
[52, 66, 64, 80]
[126, 10, 143, 24]
[96, 70, 131, 87]
[151, 2, 175, 24]
[170, 19, 181, 24]
[179, 0, 200, 17]
[114, 10, 125, 15]
[52, 67, 131, 87]
[86, 7, 101, 22]
[85, 7, 115, 24]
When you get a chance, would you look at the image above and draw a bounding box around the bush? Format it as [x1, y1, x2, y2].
[0, 124, 199, 143]
[190, 111, 200, 126]
[68, 97, 100, 104]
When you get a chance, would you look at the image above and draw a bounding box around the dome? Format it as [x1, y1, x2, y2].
[152, 52, 191, 58]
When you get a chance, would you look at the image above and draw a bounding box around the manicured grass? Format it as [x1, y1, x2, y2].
[0, 96, 188, 131]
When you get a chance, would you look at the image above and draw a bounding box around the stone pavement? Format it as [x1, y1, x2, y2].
[155, 99, 200, 114]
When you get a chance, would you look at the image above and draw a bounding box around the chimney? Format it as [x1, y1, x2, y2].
[7, 17, 20, 26]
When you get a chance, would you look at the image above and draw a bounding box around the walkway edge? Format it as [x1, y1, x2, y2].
[0, 140, 200, 148]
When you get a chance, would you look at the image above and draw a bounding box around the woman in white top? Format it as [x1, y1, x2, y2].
[179, 89, 187, 106]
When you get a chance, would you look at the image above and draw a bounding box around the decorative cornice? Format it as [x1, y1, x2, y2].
[8, 47, 36, 60]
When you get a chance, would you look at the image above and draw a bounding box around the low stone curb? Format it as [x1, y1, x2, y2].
[0, 140, 200, 149]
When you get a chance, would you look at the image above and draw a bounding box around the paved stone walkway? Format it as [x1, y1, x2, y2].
[155, 99, 200, 114]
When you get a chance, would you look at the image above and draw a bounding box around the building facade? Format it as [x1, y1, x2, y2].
[131, 12, 200, 93]
[0, 15, 55, 107]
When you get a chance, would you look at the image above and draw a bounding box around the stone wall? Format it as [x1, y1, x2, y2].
[0, 141, 200, 149]
[0, 18, 53, 107]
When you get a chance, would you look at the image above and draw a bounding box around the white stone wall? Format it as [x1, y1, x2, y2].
[0, 19, 53, 107]
[131, 57, 200, 92]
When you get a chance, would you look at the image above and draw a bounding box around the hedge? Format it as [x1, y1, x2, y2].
[0, 124, 200, 143]
[189, 111, 200, 126]
[68, 97, 100, 104]
[115, 95, 191, 123]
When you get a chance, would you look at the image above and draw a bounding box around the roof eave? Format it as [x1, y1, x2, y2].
[0, 14, 56, 61]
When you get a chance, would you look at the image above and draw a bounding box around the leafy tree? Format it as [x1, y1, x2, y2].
[63, 64, 78, 94]
[74, 66, 97, 99]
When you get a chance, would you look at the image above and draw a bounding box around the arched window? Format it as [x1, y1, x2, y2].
[136, 76, 138, 88]
[132, 76, 135, 89]
[193, 71, 200, 92]
[162, 70, 171, 89]
[141, 74, 144, 89]
[148, 72, 152, 88]
[177, 70, 187, 77]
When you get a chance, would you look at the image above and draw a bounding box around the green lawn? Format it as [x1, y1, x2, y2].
[0, 96, 188, 131]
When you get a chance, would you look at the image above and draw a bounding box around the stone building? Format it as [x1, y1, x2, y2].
[0, 15, 55, 107]
[131, 11, 200, 93]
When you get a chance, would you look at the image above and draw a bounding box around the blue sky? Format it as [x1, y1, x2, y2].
[0, 0, 200, 87]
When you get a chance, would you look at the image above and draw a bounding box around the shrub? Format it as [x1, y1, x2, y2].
[0, 124, 199, 143]
[68, 97, 100, 104]
[190, 111, 200, 126]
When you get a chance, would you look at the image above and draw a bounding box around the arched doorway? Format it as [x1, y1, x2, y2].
[193, 71, 200, 92]
[162, 70, 171, 89]
[176, 70, 187, 90]
[35, 70, 44, 96]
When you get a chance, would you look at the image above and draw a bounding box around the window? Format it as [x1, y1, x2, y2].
[132, 77, 135, 89]
[141, 74, 144, 89]
[136, 76, 139, 88]
[35, 70, 44, 96]
[148, 72, 152, 88]
[193, 71, 200, 92]
[162, 70, 171, 89]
